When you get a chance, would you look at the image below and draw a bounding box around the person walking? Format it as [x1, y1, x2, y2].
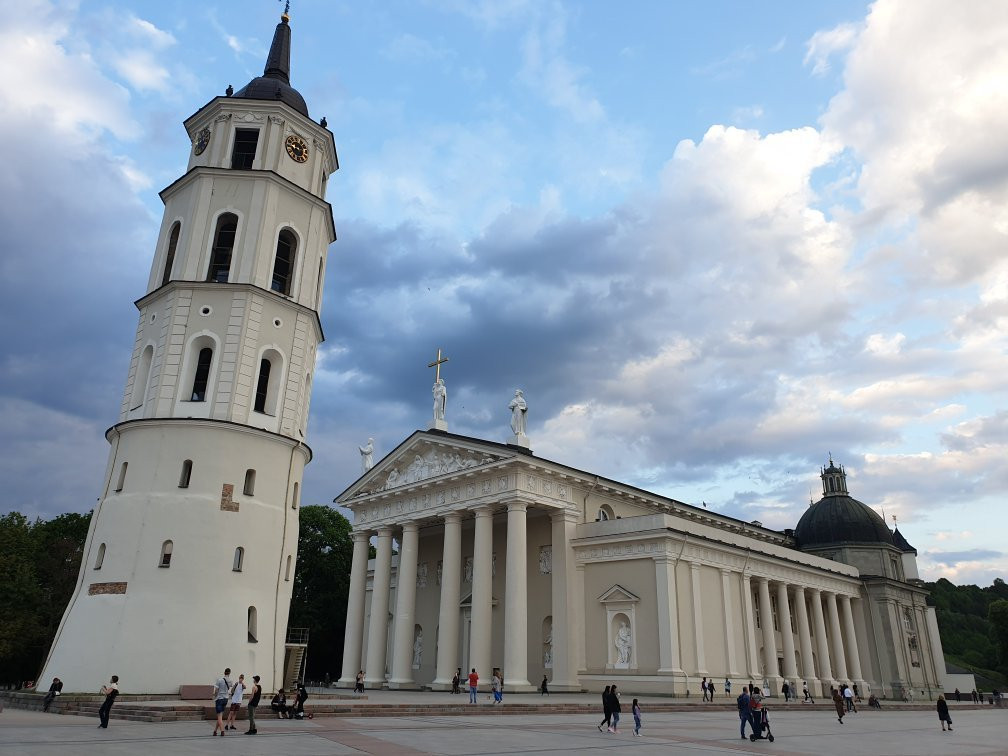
[701, 677, 709, 702]
[354, 670, 364, 694]
[452, 669, 460, 695]
[245, 675, 261, 735]
[782, 681, 790, 702]
[43, 677, 63, 712]
[937, 695, 953, 732]
[803, 680, 814, 703]
[632, 698, 642, 736]
[213, 668, 232, 735]
[226, 674, 245, 730]
[843, 684, 857, 713]
[468, 668, 479, 704]
[737, 687, 751, 740]
[598, 685, 612, 731]
[491, 670, 503, 704]
[725, 678, 731, 697]
[97, 675, 119, 729]
[749, 689, 764, 737]
[954, 688, 961, 703]
[608, 684, 622, 733]
[832, 687, 845, 724]
[541, 675, 550, 696]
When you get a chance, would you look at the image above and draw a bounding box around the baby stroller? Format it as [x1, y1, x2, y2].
[750, 707, 775, 742]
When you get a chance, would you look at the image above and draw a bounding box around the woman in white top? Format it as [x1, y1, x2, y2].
[226, 674, 245, 730]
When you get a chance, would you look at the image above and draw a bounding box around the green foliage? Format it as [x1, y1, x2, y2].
[288, 505, 358, 681]
[0, 511, 91, 686]
[925, 577, 1008, 682]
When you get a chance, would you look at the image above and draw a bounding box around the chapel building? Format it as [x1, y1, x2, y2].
[337, 425, 965, 699]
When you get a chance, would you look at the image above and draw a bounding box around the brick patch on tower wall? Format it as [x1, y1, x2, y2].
[220, 483, 239, 512]
[89, 582, 127, 595]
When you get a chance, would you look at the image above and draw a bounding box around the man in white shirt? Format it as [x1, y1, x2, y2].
[213, 667, 232, 736]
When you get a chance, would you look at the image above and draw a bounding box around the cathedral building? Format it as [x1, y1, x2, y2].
[40, 12, 336, 693]
[336, 417, 968, 699]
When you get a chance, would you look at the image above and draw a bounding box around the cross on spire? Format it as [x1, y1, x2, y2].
[428, 348, 449, 382]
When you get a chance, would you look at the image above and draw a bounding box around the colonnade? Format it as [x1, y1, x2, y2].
[743, 575, 864, 693]
[338, 503, 580, 691]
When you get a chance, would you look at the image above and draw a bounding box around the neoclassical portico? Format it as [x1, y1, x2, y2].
[334, 431, 951, 698]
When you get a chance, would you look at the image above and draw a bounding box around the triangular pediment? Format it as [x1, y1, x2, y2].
[598, 584, 641, 604]
[337, 431, 514, 503]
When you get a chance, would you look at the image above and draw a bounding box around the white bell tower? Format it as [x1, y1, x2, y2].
[40, 10, 337, 693]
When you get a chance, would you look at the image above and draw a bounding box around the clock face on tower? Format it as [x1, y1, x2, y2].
[285, 134, 309, 163]
[193, 127, 211, 156]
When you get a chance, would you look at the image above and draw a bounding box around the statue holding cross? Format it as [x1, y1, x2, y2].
[428, 348, 448, 428]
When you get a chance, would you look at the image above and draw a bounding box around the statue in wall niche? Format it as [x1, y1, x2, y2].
[359, 438, 374, 472]
[433, 377, 446, 422]
[492, 552, 497, 577]
[539, 546, 552, 575]
[615, 621, 632, 665]
[509, 389, 528, 436]
[463, 557, 474, 584]
[416, 562, 428, 588]
[544, 625, 553, 668]
[413, 631, 423, 668]
[436, 560, 443, 586]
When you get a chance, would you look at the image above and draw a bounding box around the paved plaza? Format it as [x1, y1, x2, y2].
[1, 704, 1005, 755]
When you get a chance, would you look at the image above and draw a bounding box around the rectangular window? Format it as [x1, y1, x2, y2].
[179, 459, 192, 488]
[115, 462, 128, 492]
[231, 129, 259, 169]
[770, 594, 779, 631]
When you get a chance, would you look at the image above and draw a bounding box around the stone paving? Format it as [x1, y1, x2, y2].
[1, 702, 1006, 755]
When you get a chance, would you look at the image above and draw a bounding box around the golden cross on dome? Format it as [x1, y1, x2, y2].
[428, 348, 449, 382]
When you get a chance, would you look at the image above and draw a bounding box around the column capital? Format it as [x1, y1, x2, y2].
[351, 530, 371, 544]
[689, 560, 701, 572]
[549, 507, 580, 524]
[471, 503, 495, 517]
[400, 520, 419, 534]
[757, 575, 770, 587]
[442, 511, 463, 525]
[506, 500, 528, 514]
[719, 566, 732, 577]
[376, 525, 395, 537]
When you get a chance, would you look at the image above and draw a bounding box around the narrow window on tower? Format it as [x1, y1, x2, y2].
[244, 469, 256, 496]
[94, 543, 106, 570]
[159, 540, 173, 568]
[206, 213, 238, 283]
[285, 554, 292, 581]
[115, 462, 128, 492]
[247, 606, 258, 642]
[315, 258, 324, 308]
[191, 347, 213, 401]
[233, 547, 244, 572]
[271, 229, 297, 295]
[161, 222, 180, 287]
[130, 345, 154, 410]
[291, 482, 299, 509]
[253, 358, 271, 413]
[231, 129, 259, 170]
[179, 459, 193, 488]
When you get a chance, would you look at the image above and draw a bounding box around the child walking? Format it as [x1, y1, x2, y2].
[632, 698, 642, 736]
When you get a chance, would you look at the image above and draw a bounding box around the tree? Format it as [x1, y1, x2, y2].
[989, 599, 1008, 668]
[288, 505, 359, 681]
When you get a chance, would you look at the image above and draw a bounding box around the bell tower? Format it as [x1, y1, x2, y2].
[40, 11, 337, 693]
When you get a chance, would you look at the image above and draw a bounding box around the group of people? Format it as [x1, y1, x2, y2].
[597, 684, 643, 736]
[699, 677, 728, 701]
[211, 668, 307, 736]
[736, 683, 770, 739]
[830, 683, 859, 723]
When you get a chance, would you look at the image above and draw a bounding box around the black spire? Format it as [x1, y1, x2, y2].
[232, 10, 309, 117]
[263, 13, 292, 84]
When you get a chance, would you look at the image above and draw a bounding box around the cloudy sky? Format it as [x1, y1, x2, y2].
[2, 0, 1006, 586]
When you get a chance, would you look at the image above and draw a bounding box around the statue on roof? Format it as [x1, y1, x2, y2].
[509, 389, 528, 437]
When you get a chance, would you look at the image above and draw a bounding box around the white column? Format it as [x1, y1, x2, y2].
[388, 522, 420, 688]
[793, 586, 817, 687]
[689, 561, 707, 674]
[504, 501, 532, 689]
[776, 582, 798, 681]
[720, 568, 739, 676]
[655, 557, 682, 676]
[551, 510, 579, 689]
[574, 563, 586, 673]
[469, 504, 494, 686]
[826, 592, 849, 681]
[432, 513, 462, 689]
[810, 588, 833, 687]
[840, 595, 864, 683]
[337, 530, 371, 686]
[741, 575, 762, 678]
[364, 526, 393, 686]
[757, 578, 780, 681]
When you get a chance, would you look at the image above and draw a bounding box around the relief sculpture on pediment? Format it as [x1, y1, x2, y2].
[361, 447, 501, 494]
